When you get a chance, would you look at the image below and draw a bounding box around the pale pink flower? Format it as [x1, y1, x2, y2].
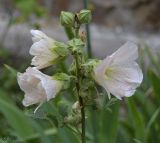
[93, 42, 143, 99]
[17, 67, 63, 106]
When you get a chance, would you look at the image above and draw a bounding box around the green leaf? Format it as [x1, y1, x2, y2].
[145, 106, 160, 142]
[57, 127, 80, 143]
[0, 90, 35, 141]
[24, 120, 54, 143]
[133, 138, 143, 143]
[41, 102, 64, 128]
[146, 106, 160, 130]
[127, 98, 145, 142]
[117, 123, 133, 143]
[100, 102, 119, 143]
[144, 45, 160, 72]
[4, 64, 17, 76]
[148, 70, 160, 103]
[89, 101, 119, 143]
[134, 91, 156, 118]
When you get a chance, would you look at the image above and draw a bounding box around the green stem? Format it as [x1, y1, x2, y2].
[79, 95, 86, 143]
[74, 20, 86, 143]
[64, 26, 75, 40]
[75, 54, 86, 143]
[86, 24, 92, 58]
[74, 14, 80, 38]
[83, 0, 92, 58]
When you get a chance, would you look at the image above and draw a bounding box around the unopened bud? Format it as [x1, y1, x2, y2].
[79, 9, 92, 24]
[60, 11, 74, 27]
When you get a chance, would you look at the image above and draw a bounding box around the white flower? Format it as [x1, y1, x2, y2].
[17, 67, 63, 107]
[93, 41, 143, 100]
[30, 30, 59, 69]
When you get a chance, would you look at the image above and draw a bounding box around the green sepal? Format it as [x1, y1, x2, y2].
[82, 59, 101, 67]
[81, 59, 101, 77]
[67, 38, 85, 53]
[53, 41, 69, 57]
[53, 73, 71, 89]
[53, 73, 70, 81]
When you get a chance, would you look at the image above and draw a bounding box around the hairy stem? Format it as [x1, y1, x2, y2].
[75, 54, 86, 143]
[74, 19, 86, 143]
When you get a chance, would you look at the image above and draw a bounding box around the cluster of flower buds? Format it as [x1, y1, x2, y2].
[60, 9, 91, 27]
[17, 9, 143, 114]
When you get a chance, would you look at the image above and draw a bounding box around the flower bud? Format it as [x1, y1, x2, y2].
[60, 11, 74, 27]
[79, 9, 92, 24]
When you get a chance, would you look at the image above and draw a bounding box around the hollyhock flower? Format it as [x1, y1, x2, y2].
[93, 41, 143, 99]
[17, 67, 63, 107]
[30, 30, 66, 69]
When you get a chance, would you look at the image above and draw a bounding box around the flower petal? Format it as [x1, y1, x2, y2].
[30, 30, 48, 42]
[29, 39, 58, 69]
[29, 39, 52, 56]
[93, 41, 143, 100]
[17, 73, 40, 91]
[103, 79, 137, 99]
[41, 80, 63, 101]
[110, 62, 143, 84]
[31, 55, 53, 69]
[22, 92, 45, 107]
[101, 63, 143, 99]
[109, 41, 138, 65]
[17, 71, 46, 106]
[25, 67, 62, 100]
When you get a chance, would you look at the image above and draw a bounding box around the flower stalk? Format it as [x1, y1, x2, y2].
[74, 15, 86, 143]
[75, 54, 86, 143]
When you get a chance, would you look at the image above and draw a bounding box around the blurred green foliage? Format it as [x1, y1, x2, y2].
[14, 0, 46, 22]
